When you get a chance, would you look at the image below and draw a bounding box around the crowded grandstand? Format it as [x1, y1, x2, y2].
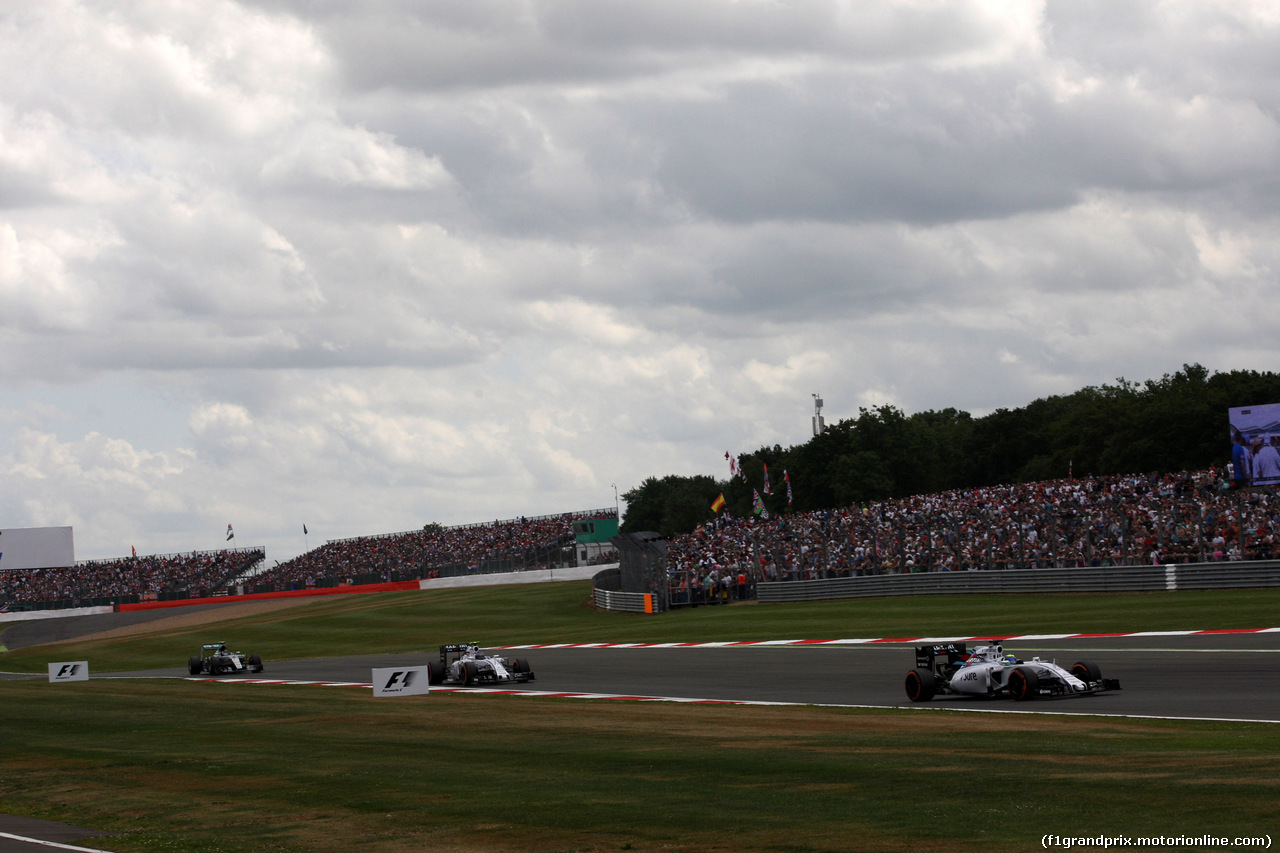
[2, 466, 1277, 612]
[0, 511, 618, 610]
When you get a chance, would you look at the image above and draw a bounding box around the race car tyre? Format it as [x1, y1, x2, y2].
[904, 668, 937, 702]
[462, 661, 479, 686]
[512, 658, 531, 674]
[188, 656, 202, 675]
[1007, 666, 1040, 701]
[1071, 660, 1101, 683]
[426, 661, 443, 685]
[248, 654, 263, 673]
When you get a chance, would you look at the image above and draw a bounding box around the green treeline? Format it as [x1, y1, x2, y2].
[620, 364, 1280, 537]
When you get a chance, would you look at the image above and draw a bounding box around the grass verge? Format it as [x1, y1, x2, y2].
[3, 583, 1280, 674]
[1, 679, 1277, 853]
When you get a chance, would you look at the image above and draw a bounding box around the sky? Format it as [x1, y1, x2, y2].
[2, 0, 1279, 564]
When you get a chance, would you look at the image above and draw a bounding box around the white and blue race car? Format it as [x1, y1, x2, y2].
[429, 643, 535, 686]
[904, 641, 1119, 702]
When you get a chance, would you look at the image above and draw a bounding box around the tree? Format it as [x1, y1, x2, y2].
[621, 474, 724, 537]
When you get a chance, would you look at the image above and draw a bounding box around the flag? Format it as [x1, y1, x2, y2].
[752, 489, 770, 520]
[784, 469, 793, 506]
[131, 545, 136, 558]
[711, 493, 726, 513]
[729, 454, 737, 478]
[226, 524, 234, 541]
[303, 524, 308, 535]
[762, 462, 771, 495]
[0, 602, 9, 614]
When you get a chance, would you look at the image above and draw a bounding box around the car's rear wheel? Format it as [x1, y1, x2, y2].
[1071, 660, 1101, 683]
[426, 662, 443, 685]
[188, 656, 202, 675]
[1007, 666, 1039, 700]
[904, 668, 937, 702]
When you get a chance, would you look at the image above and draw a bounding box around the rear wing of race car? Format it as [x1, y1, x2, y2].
[439, 643, 479, 667]
[914, 643, 968, 675]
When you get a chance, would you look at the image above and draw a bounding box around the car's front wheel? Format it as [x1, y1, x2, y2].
[1070, 660, 1101, 684]
[461, 661, 479, 686]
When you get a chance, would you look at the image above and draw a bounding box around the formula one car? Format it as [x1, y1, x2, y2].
[428, 643, 534, 686]
[188, 642, 264, 676]
[904, 641, 1119, 702]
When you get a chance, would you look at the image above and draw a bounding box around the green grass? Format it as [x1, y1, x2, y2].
[2, 583, 1280, 851]
[1, 679, 1277, 853]
[4, 582, 1280, 674]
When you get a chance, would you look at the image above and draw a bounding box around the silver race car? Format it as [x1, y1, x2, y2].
[429, 643, 535, 686]
[188, 642, 264, 676]
[904, 641, 1119, 702]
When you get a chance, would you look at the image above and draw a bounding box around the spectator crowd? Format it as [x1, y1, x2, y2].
[0, 548, 265, 607]
[249, 511, 607, 590]
[0, 511, 614, 608]
[7, 471, 1280, 611]
[666, 468, 1280, 602]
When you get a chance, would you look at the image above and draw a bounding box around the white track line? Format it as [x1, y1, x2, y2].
[184, 679, 1280, 724]
[0, 831, 115, 852]
[495, 627, 1280, 650]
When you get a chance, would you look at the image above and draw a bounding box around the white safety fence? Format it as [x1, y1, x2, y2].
[592, 588, 654, 613]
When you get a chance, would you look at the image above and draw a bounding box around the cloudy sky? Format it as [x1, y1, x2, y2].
[2, 1, 1279, 563]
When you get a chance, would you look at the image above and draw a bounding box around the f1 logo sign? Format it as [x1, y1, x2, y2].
[48, 660, 90, 682]
[372, 665, 430, 697]
[385, 670, 417, 690]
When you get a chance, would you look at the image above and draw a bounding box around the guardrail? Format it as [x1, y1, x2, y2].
[592, 587, 654, 613]
[757, 560, 1280, 603]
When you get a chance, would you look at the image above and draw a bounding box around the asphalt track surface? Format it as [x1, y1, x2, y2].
[69, 631, 1280, 723]
[5, 607, 1280, 722]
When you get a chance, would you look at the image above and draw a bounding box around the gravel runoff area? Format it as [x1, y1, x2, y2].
[0, 597, 317, 651]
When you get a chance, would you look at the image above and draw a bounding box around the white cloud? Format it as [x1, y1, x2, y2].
[1, 0, 1278, 561]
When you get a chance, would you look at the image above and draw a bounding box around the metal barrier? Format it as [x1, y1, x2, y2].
[757, 560, 1280, 603]
[593, 587, 653, 614]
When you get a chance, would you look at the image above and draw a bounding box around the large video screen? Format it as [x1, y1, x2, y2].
[1229, 403, 1280, 486]
[0, 526, 76, 571]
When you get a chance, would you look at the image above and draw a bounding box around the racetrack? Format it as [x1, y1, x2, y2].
[7, 603, 1279, 722]
[90, 631, 1280, 723]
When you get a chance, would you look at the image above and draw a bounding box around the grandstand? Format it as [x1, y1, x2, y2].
[665, 468, 1278, 606]
[6, 470, 1278, 614]
[0, 509, 618, 611]
[0, 547, 266, 611]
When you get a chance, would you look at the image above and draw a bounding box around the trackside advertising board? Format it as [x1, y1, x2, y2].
[48, 661, 89, 682]
[0, 526, 75, 571]
[372, 666, 431, 697]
